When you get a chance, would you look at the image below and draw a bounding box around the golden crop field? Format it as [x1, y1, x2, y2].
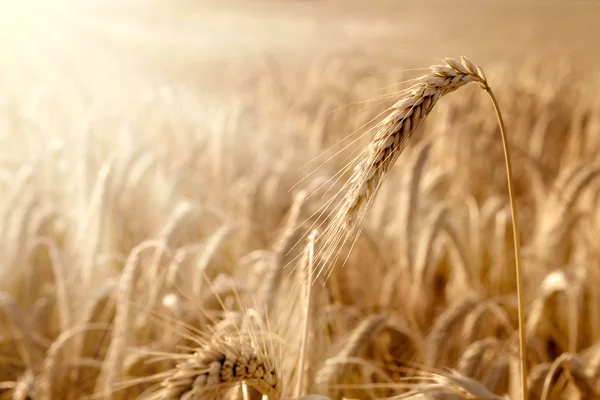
[1, 1, 600, 399]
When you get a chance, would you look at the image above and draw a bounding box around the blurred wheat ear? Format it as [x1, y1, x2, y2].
[312, 55, 527, 400]
[153, 335, 280, 400]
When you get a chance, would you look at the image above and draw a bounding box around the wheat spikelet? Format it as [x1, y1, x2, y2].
[149, 336, 279, 400]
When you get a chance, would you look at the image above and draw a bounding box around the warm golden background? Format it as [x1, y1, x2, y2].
[1, 1, 600, 399]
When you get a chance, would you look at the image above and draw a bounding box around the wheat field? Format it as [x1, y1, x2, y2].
[1, 1, 600, 399]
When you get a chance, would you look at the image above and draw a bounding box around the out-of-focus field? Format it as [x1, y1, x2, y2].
[76, 0, 600, 93]
[5, 0, 600, 95]
[1, 1, 600, 399]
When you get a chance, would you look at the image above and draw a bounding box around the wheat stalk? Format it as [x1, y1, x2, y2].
[296, 229, 318, 398]
[311, 55, 527, 399]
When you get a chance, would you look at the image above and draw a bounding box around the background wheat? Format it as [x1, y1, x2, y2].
[0, 1, 600, 400]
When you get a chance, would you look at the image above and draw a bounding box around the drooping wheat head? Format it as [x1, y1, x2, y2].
[148, 334, 280, 400]
[312, 56, 488, 280]
[301, 54, 528, 399]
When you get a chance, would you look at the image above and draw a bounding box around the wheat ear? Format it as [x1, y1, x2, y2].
[484, 79, 528, 400]
[154, 336, 279, 399]
[339, 57, 488, 226]
[315, 56, 489, 280]
[314, 55, 527, 399]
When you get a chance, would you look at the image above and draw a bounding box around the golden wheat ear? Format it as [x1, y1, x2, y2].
[312, 55, 527, 400]
[313, 56, 490, 282]
[341, 56, 487, 226]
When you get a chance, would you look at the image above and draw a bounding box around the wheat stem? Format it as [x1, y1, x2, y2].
[483, 85, 528, 400]
[296, 230, 318, 397]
